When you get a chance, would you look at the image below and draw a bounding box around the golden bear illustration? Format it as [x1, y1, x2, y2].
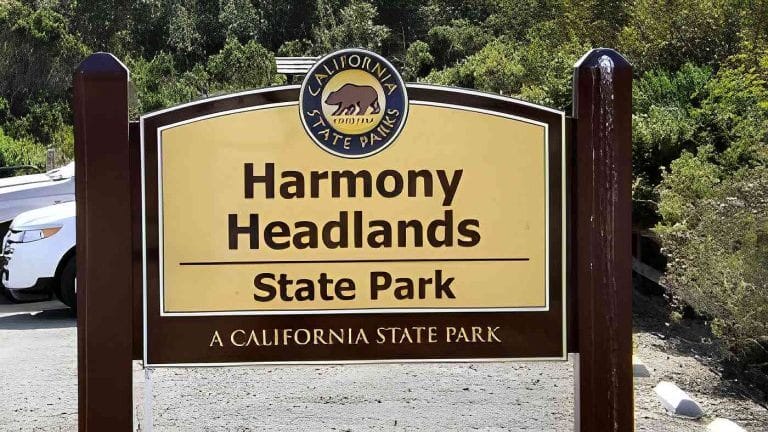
[324, 83, 381, 116]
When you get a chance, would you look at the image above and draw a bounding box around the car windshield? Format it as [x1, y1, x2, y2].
[45, 162, 75, 180]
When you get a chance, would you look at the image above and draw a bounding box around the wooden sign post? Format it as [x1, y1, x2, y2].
[572, 49, 634, 431]
[73, 53, 133, 430]
[73, 48, 632, 431]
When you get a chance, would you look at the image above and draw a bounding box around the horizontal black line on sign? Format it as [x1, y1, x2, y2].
[161, 304, 547, 314]
[179, 257, 531, 266]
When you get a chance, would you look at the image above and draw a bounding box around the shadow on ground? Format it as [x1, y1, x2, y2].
[633, 288, 718, 360]
[0, 308, 75, 330]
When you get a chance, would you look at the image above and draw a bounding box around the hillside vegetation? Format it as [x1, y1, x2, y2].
[0, 0, 766, 377]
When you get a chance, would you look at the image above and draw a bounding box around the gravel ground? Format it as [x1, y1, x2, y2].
[634, 331, 768, 431]
[1, 294, 766, 431]
[133, 362, 574, 431]
[632, 290, 768, 432]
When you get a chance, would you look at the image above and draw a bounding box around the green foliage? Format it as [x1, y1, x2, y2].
[255, 0, 317, 51]
[634, 64, 711, 114]
[513, 25, 591, 108]
[127, 52, 206, 115]
[206, 38, 282, 92]
[424, 39, 518, 91]
[427, 19, 493, 68]
[653, 46, 768, 364]
[4, 101, 71, 146]
[657, 165, 768, 359]
[218, 0, 263, 42]
[403, 40, 433, 80]
[68, 0, 131, 51]
[277, 39, 314, 57]
[483, 0, 561, 40]
[424, 25, 588, 109]
[416, 0, 495, 28]
[315, 0, 392, 52]
[128, 39, 282, 115]
[168, 4, 199, 50]
[697, 47, 768, 170]
[0, 1, 88, 112]
[618, 0, 741, 73]
[560, 0, 630, 47]
[0, 128, 46, 170]
[632, 64, 712, 186]
[657, 146, 721, 226]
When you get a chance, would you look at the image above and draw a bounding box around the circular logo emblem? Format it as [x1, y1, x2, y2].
[300, 49, 408, 158]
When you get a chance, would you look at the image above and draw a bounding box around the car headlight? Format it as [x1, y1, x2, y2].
[7, 227, 62, 243]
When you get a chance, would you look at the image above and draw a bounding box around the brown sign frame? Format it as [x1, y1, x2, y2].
[74, 48, 633, 431]
[140, 84, 566, 366]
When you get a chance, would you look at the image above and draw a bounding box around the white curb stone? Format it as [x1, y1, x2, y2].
[706, 418, 747, 432]
[633, 355, 651, 378]
[653, 381, 704, 419]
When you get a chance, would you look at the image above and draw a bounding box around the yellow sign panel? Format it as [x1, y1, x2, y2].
[159, 102, 548, 314]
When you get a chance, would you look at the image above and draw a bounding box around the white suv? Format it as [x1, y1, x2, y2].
[1, 201, 76, 309]
[0, 163, 75, 239]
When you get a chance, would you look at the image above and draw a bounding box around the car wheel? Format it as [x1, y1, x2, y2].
[58, 256, 76, 312]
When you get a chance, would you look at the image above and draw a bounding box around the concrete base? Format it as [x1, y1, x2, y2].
[707, 418, 746, 432]
[633, 355, 651, 378]
[654, 381, 703, 419]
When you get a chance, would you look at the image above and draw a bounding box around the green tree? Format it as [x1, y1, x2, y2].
[254, 0, 317, 51]
[427, 19, 492, 68]
[696, 46, 768, 170]
[403, 40, 433, 80]
[68, 0, 131, 51]
[372, 0, 423, 51]
[0, 128, 46, 171]
[560, 0, 629, 47]
[218, 0, 263, 42]
[127, 52, 208, 115]
[0, 2, 88, 113]
[3, 101, 73, 156]
[167, 2, 204, 62]
[618, 0, 741, 73]
[424, 23, 588, 109]
[657, 146, 721, 226]
[206, 37, 282, 92]
[484, 0, 561, 40]
[654, 46, 768, 366]
[657, 163, 768, 361]
[417, 0, 495, 28]
[127, 0, 174, 59]
[632, 64, 712, 186]
[318, 0, 392, 52]
[277, 39, 314, 57]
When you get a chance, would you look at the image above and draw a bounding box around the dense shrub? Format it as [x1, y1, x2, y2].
[696, 46, 768, 170]
[0, 2, 88, 112]
[0, 129, 45, 172]
[657, 162, 768, 360]
[403, 40, 434, 80]
[426, 19, 493, 68]
[632, 64, 712, 200]
[617, 0, 741, 73]
[655, 47, 768, 364]
[424, 25, 588, 109]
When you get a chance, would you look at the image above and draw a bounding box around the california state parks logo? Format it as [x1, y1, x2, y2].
[300, 48, 408, 158]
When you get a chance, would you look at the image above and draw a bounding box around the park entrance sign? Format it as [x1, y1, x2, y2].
[141, 48, 565, 365]
[74, 48, 632, 430]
